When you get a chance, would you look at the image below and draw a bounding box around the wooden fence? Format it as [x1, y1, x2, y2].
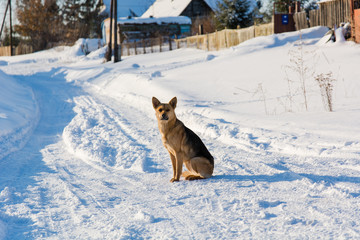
[0, 45, 33, 56]
[318, 0, 351, 28]
[175, 23, 274, 51]
[293, 0, 351, 32]
[294, 12, 308, 30]
[309, 9, 321, 27]
[121, 37, 176, 56]
[118, 23, 274, 55]
[296, 0, 352, 31]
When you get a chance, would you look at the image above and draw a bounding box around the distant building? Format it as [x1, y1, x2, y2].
[142, 0, 216, 34]
[102, 16, 192, 44]
[102, 0, 218, 44]
[142, 0, 214, 20]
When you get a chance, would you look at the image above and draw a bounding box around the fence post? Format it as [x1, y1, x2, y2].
[142, 39, 146, 54]
[215, 30, 219, 50]
[159, 36, 162, 52]
[224, 28, 228, 48]
[169, 36, 172, 51]
[206, 33, 209, 51]
[196, 34, 200, 49]
[150, 38, 153, 53]
[134, 40, 137, 55]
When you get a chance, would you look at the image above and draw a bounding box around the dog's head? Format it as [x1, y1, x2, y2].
[152, 97, 177, 122]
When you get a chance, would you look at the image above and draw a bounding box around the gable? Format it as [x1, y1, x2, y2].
[181, 0, 214, 18]
[142, 0, 214, 18]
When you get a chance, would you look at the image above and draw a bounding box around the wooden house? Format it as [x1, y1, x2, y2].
[102, 16, 192, 44]
[142, 0, 214, 19]
[141, 0, 215, 34]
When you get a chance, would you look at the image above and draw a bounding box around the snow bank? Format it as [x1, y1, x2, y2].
[0, 69, 39, 160]
[62, 95, 148, 172]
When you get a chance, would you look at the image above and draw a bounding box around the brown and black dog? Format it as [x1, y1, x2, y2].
[152, 97, 214, 182]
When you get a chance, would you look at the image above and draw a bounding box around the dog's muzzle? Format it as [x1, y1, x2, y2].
[161, 114, 169, 120]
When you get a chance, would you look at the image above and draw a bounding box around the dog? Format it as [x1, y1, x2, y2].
[152, 97, 214, 182]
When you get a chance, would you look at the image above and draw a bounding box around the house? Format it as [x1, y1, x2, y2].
[141, 0, 216, 34]
[142, 0, 214, 19]
[102, 0, 218, 44]
[102, 16, 192, 44]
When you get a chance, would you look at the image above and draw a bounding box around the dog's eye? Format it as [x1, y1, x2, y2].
[158, 108, 163, 112]
[165, 109, 170, 112]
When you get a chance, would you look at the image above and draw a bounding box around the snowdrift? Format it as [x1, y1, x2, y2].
[0, 69, 39, 159]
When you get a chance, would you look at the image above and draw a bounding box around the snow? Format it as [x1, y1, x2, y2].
[99, 0, 222, 18]
[142, 0, 197, 18]
[0, 69, 39, 160]
[141, 0, 254, 18]
[117, 16, 192, 25]
[0, 26, 360, 239]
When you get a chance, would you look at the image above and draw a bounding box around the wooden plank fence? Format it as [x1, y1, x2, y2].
[121, 36, 175, 56]
[293, 0, 351, 32]
[119, 23, 274, 55]
[307, 0, 351, 30]
[175, 23, 274, 51]
[319, 0, 351, 28]
[309, 9, 321, 27]
[294, 12, 308, 30]
[0, 45, 33, 56]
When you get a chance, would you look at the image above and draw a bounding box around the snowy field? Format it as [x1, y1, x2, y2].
[0, 27, 360, 239]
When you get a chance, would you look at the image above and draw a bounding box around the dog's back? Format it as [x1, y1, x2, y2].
[183, 125, 214, 166]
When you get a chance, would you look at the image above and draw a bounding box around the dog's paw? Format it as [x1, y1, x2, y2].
[185, 175, 202, 181]
[170, 178, 179, 183]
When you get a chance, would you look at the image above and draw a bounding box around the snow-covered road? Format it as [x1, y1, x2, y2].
[1, 30, 360, 239]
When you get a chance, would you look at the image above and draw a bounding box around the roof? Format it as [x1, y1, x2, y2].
[141, 0, 214, 18]
[318, 0, 337, 3]
[117, 16, 192, 25]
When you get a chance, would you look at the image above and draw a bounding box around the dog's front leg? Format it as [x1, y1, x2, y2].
[171, 153, 183, 182]
[169, 152, 177, 182]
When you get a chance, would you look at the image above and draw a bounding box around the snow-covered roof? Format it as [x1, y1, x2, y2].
[118, 16, 192, 25]
[142, 0, 192, 18]
[318, 0, 336, 3]
[100, 0, 219, 18]
[141, 0, 214, 18]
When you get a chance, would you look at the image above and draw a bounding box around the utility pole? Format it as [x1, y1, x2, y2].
[9, 0, 13, 56]
[0, 0, 13, 55]
[105, 0, 114, 62]
[113, 0, 120, 62]
[0, 0, 9, 41]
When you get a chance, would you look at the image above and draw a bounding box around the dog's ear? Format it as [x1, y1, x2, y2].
[152, 97, 161, 109]
[169, 97, 177, 109]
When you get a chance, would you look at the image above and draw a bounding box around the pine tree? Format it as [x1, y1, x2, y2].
[62, 0, 106, 41]
[62, 0, 82, 42]
[79, 0, 106, 38]
[215, 0, 253, 30]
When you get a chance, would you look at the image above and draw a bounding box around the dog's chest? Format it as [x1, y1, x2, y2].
[162, 136, 176, 155]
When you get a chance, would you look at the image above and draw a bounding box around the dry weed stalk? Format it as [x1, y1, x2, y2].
[315, 72, 336, 112]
